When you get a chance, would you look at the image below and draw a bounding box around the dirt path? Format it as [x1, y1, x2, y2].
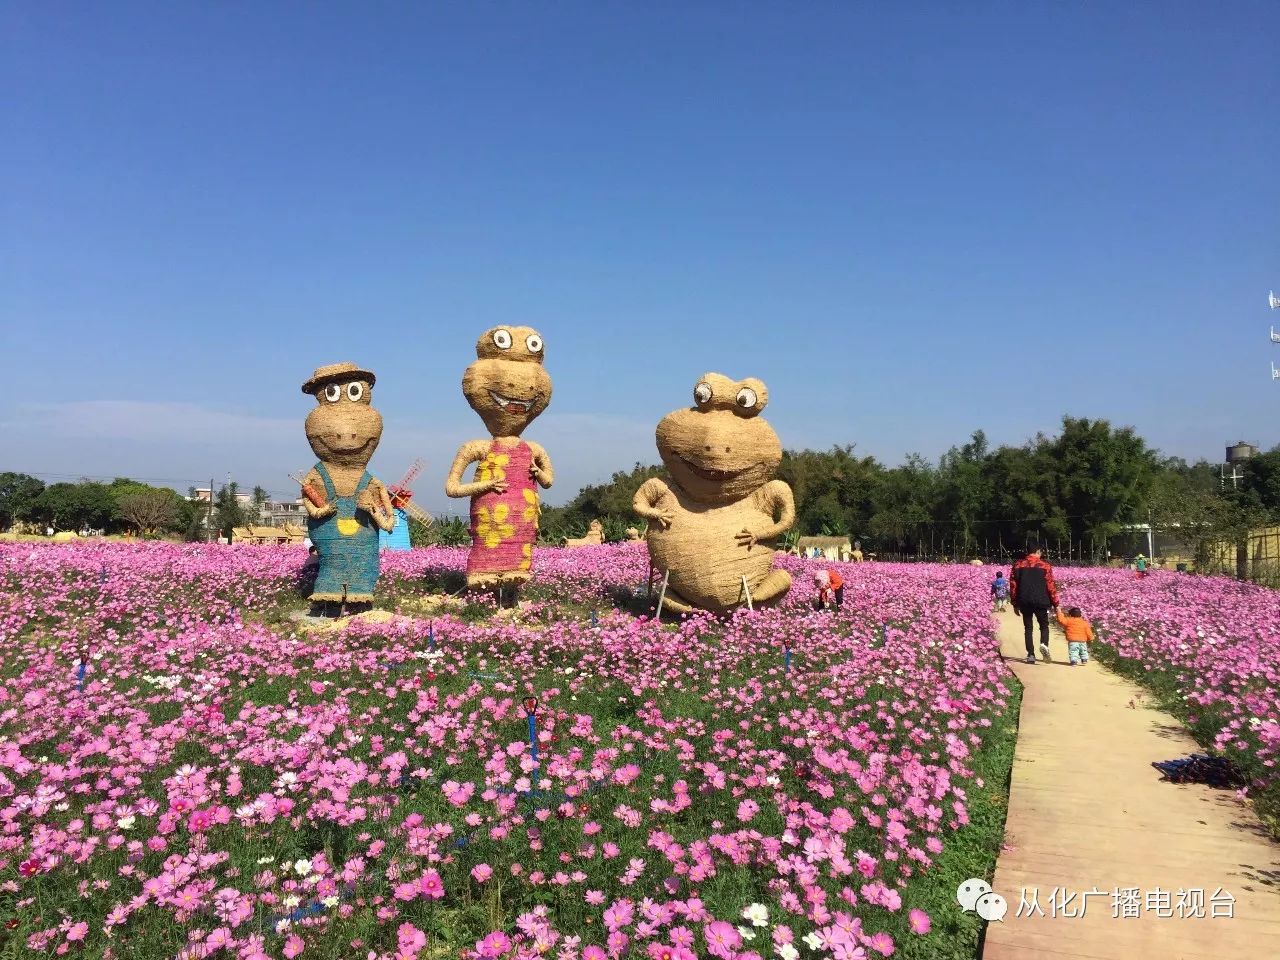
[982, 608, 1280, 959]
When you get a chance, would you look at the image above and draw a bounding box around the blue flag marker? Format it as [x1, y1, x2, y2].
[784, 647, 792, 672]
[427, 622, 435, 652]
[879, 623, 887, 646]
[523, 696, 540, 775]
[590, 609, 598, 628]
[76, 660, 86, 691]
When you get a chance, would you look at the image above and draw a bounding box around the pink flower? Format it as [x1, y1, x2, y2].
[66, 922, 89, 943]
[418, 869, 444, 900]
[471, 863, 493, 883]
[283, 934, 305, 958]
[475, 931, 511, 958]
[703, 921, 741, 959]
[908, 909, 931, 934]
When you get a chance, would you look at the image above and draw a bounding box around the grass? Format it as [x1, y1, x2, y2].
[895, 681, 1022, 960]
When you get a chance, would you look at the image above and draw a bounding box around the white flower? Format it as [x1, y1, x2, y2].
[256, 855, 275, 865]
[742, 903, 769, 927]
[737, 926, 756, 941]
[279, 772, 298, 786]
[275, 919, 291, 934]
[778, 945, 799, 960]
[282, 895, 301, 908]
[765, 775, 781, 787]
[802, 932, 824, 950]
[293, 858, 312, 876]
[322, 895, 340, 908]
[116, 815, 136, 830]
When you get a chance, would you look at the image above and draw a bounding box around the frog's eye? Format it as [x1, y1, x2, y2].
[492, 329, 513, 350]
[323, 383, 342, 403]
[693, 382, 713, 406]
[525, 333, 543, 354]
[346, 382, 364, 402]
[735, 387, 758, 410]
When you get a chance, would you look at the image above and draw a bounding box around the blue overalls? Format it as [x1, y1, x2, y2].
[307, 463, 380, 602]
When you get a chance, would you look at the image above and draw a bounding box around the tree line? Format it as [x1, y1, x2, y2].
[539, 416, 1280, 562]
[0, 474, 272, 541]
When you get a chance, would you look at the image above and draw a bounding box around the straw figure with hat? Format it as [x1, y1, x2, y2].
[633, 372, 796, 613]
[299, 361, 396, 612]
[445, 327, 554, 593]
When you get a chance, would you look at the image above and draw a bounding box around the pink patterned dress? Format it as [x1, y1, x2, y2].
[467, 439, 540, 581]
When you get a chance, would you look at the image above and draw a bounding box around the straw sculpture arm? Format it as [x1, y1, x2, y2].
[300, 467, 337, 520]
[445, 440, 506, 499]
[527, 441, 555, 490]
[735, 480, 796, 549]
[358, 478, 397, 532]
[632, 477, 677, 529]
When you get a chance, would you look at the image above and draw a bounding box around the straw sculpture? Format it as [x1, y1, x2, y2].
[445, 327, 554, 590]
[564, 519, 604, 547]
[633, 372, 795, 613]
[299, 362, 395, 608]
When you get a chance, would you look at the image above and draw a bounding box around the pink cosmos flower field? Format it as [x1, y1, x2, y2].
[0, 543, 1269, 959]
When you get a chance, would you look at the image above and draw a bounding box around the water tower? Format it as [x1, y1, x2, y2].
[1222, 441, 1257, 489]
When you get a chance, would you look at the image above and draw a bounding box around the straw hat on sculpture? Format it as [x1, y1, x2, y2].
[445, 327, 554, 590]
[298, 362, 395, 608]
[633, 373, 796, 613]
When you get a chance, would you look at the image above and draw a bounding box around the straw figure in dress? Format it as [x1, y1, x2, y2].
[445, 327, 554, 591]
[633, 373, 795, 613]
[299, 362, 395, 610]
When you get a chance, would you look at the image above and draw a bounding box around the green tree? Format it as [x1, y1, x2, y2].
[936, 430, 993, 556]
[251, 485, 270, 524]
[29, 481, 117, 531]
[0, 472, 45, 529]
[116, 487, 183, 535]
[868, 454, 937, 555]
[213, 483, 245, 539]
[1243, 447, 1280, 519]
[1047, 416, 1159, 544]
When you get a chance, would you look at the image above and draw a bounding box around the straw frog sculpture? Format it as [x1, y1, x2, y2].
[445, 327, 554, 592]
[299, 362, 395, 612]
[633, 373, 795, 613]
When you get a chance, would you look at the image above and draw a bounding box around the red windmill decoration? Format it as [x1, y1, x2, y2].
[387, 458, 433, 527]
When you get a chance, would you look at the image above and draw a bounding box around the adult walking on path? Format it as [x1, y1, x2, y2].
[985, 610, 1280, 960]
[1010, 542, 1059, 663]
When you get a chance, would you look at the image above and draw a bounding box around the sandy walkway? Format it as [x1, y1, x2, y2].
[982, 608, 1280, 959]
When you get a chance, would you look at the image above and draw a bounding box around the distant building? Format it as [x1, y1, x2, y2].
[263, 499, 307, 527]
[794, 536, 853, 561]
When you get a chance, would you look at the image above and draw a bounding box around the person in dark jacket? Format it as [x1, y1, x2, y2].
[1011, 542, 1059, 663]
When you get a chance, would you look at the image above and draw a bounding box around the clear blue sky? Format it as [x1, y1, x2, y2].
[3, 2, 1277, 514]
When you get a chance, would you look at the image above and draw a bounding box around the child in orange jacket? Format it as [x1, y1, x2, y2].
[1056, 606, 1095, 665]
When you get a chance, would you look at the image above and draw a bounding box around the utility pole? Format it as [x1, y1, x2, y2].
[207, 477, 214, 543]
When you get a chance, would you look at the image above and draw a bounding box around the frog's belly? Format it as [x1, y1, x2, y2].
[648, 502, 776, 609]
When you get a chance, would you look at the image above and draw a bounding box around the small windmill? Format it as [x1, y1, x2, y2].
[382, 458, 432, 551]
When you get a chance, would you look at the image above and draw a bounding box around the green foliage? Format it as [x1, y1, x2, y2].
[542, 418, 1254, 560]
[411, 515, 470, 547]
[213, 482, 246, 539]
[0, 472, 45, 529]
[28, 481, 118, 531]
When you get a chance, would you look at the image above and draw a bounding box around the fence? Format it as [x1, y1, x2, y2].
[1201, 526, 1280, 589]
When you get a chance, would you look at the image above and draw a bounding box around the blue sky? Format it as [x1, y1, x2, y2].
[2, 2, 1277, 515]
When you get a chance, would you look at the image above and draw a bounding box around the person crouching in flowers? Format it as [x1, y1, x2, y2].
[445, 326, 554, 596]
[813, 569, 844, 611]
[1056, 606, 1095, 665]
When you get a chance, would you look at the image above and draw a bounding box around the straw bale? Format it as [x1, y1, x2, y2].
[633, 372, 795, 612]
[300, 361, 394, 604]
[445, 327, 555, 590]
